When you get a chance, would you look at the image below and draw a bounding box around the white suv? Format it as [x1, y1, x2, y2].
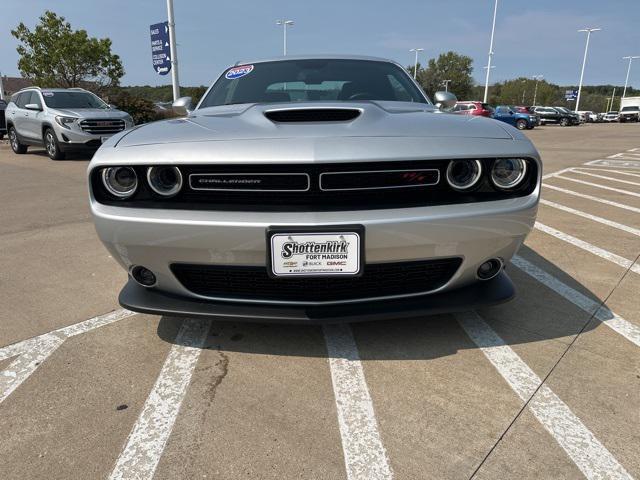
[5, 87, 134, 160]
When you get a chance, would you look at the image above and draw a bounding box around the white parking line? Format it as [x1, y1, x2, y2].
[456, 311, 632, 480]
[0, 333, 64, 404]
[0, 309, 136, 404]
[543, 184, 640, 214]
[571, 170, 640, 187]
[109, 318, 210, 480]
[539, 199, 640, 237]
[583, 159, 640, 169]
[542, 167, 573, 180]
[324, 324, 393, 480]
[512, 255, 640, 347]
[554, 175, 640, 198]
[535, 222, 640, 275]
[575, 168, 640, 178]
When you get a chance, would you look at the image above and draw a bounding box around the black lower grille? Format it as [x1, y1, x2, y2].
[171, 258, 462, 303]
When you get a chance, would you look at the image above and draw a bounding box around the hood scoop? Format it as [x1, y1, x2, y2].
[264, 108, 361, 123]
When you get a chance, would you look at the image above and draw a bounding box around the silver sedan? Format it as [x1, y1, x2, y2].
[88, 55, 541, 322]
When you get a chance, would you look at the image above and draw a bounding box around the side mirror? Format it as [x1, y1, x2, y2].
[172, 96, 193, 116]
[108, 104, 118, 109]
[24, 103, 42, 111]
[433, 91, 457, 110]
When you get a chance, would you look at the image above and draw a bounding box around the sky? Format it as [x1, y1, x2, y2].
[1, 0, 639, 89]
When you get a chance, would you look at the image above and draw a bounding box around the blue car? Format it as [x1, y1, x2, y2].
[492, 105, 536, 130]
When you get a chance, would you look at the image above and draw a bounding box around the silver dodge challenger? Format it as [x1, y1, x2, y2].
[88, 55, 541, 322]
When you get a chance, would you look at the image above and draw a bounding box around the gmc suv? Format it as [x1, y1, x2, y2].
[5, 87, 133, 160]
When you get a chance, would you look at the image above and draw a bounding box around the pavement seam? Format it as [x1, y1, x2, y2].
[465, 252, 640, 479]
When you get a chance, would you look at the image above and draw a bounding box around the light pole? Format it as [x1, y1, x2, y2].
[532, 75, 543, 106]
[521, 79, 527, 104]
[166, 0, 180, 101]
[276, 20, 294, 56]
[442, 79, 452, 92]
[610, 87, 616, 111]
[409, 48, 424, 79]
[622, 56, 640, 98]
[575, 27, 601, 112]
[483, 0, 499, 103]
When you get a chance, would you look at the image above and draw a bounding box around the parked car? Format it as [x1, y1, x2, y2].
[88, 55, 542, 323]
[0, 99, 7, 139]
[5, 87, 134, 160]
[603, 111, 619, 122]
[492, 105, 536, 130]
[553, 107, 581, 124]
[513, 106, 539, 126]
[576, 110, 597, 123]
[531, 106, 579, 126]
[452, 101, 493, 117]
[619, 106, 640, 123]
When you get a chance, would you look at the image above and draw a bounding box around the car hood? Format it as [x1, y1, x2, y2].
[115, 101, 514, 147]
[53, 108, 129, 118]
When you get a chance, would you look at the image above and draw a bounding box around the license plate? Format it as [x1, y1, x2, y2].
[101, 136, 109, 143]
[268, 229, 363, 277]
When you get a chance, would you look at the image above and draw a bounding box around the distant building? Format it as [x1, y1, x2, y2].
[1, 76, 34, 98]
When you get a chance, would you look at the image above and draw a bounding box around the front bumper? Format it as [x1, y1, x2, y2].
[91, 189, 539, 310]
[119, 271, 515, 323]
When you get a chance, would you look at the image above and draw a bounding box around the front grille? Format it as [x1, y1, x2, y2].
[171, 258, 462, 303]
[80, 118, 125, 134]
[265, 108, 360, 123]
[91, 159, 538, 211]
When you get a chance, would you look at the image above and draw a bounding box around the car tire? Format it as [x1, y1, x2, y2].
[44, 128, 65, 160]
[560, 118, 570, 127]
[8, 126, 28, 154]
[516, 119, 528, 130]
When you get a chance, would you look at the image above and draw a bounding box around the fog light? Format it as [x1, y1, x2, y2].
[131, 265, 157, 287]
[446, 159, 482, 190]
[147, 166, 183, 197]
[477, 259, 503, 280]
[102, 167, 137, 198]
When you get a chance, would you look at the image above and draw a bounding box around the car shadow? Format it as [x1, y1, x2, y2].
[156, 245, 609, 360]
[28, 148, 96, 161]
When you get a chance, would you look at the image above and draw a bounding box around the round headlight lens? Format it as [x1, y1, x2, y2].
[491, 158, 527, 189]
[147, 166, 183, 197]
[101, 167, 137, 198]
[446, 159, 482, 190]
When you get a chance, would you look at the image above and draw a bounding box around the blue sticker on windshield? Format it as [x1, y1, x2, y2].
[225, 65, 254, 79]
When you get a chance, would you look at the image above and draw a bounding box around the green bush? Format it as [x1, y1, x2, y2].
[107, 91, 160, 124]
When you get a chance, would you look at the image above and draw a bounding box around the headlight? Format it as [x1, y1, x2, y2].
[55, 116, 77, 129]
[147, 166, 183, 197]
[491, 158, 527, 189]
[446, 159, 482, 190]
[123, 114, 134, 127]
[101, 167, 138, 198]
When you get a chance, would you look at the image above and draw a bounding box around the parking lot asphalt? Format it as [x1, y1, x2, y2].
[0, 123, 639, 480]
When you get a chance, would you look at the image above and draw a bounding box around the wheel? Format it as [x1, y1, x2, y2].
[44, 128, 65, 160]
[8, 126, 28, 154]
[560, 117, 569, 127]
[516, 119, 528, 130]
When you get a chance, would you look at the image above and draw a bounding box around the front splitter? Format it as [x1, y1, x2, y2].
[119, 271, 515, 324]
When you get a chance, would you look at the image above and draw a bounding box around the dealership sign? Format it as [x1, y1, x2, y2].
[150, 21, 171, 75]
[565, 89, 578, 101]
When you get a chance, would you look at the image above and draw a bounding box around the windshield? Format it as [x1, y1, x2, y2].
[199, 59, 428, 108]
[621, 106, 639, 111]
[42, 91, 108, 109]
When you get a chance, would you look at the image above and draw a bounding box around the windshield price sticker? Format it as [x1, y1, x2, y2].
[270, 232, 361, 276]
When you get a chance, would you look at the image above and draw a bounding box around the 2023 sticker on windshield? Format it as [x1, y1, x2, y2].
[225, 65, 254, 79]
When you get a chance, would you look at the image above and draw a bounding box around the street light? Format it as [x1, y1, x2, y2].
[276, 20, 294, 56]
[521, 79, 527, 104]
[575, 27, 601, 111]
[409, 48, 424, 79]
[622, 56, 640, 98]
[442, 79, 452, 92]
[483, 0, 499, 103]
[532, 75, 543, 106]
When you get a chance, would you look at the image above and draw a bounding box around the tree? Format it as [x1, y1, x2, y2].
[416, 51, 474, 100]
[12, 11, 124, 91]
